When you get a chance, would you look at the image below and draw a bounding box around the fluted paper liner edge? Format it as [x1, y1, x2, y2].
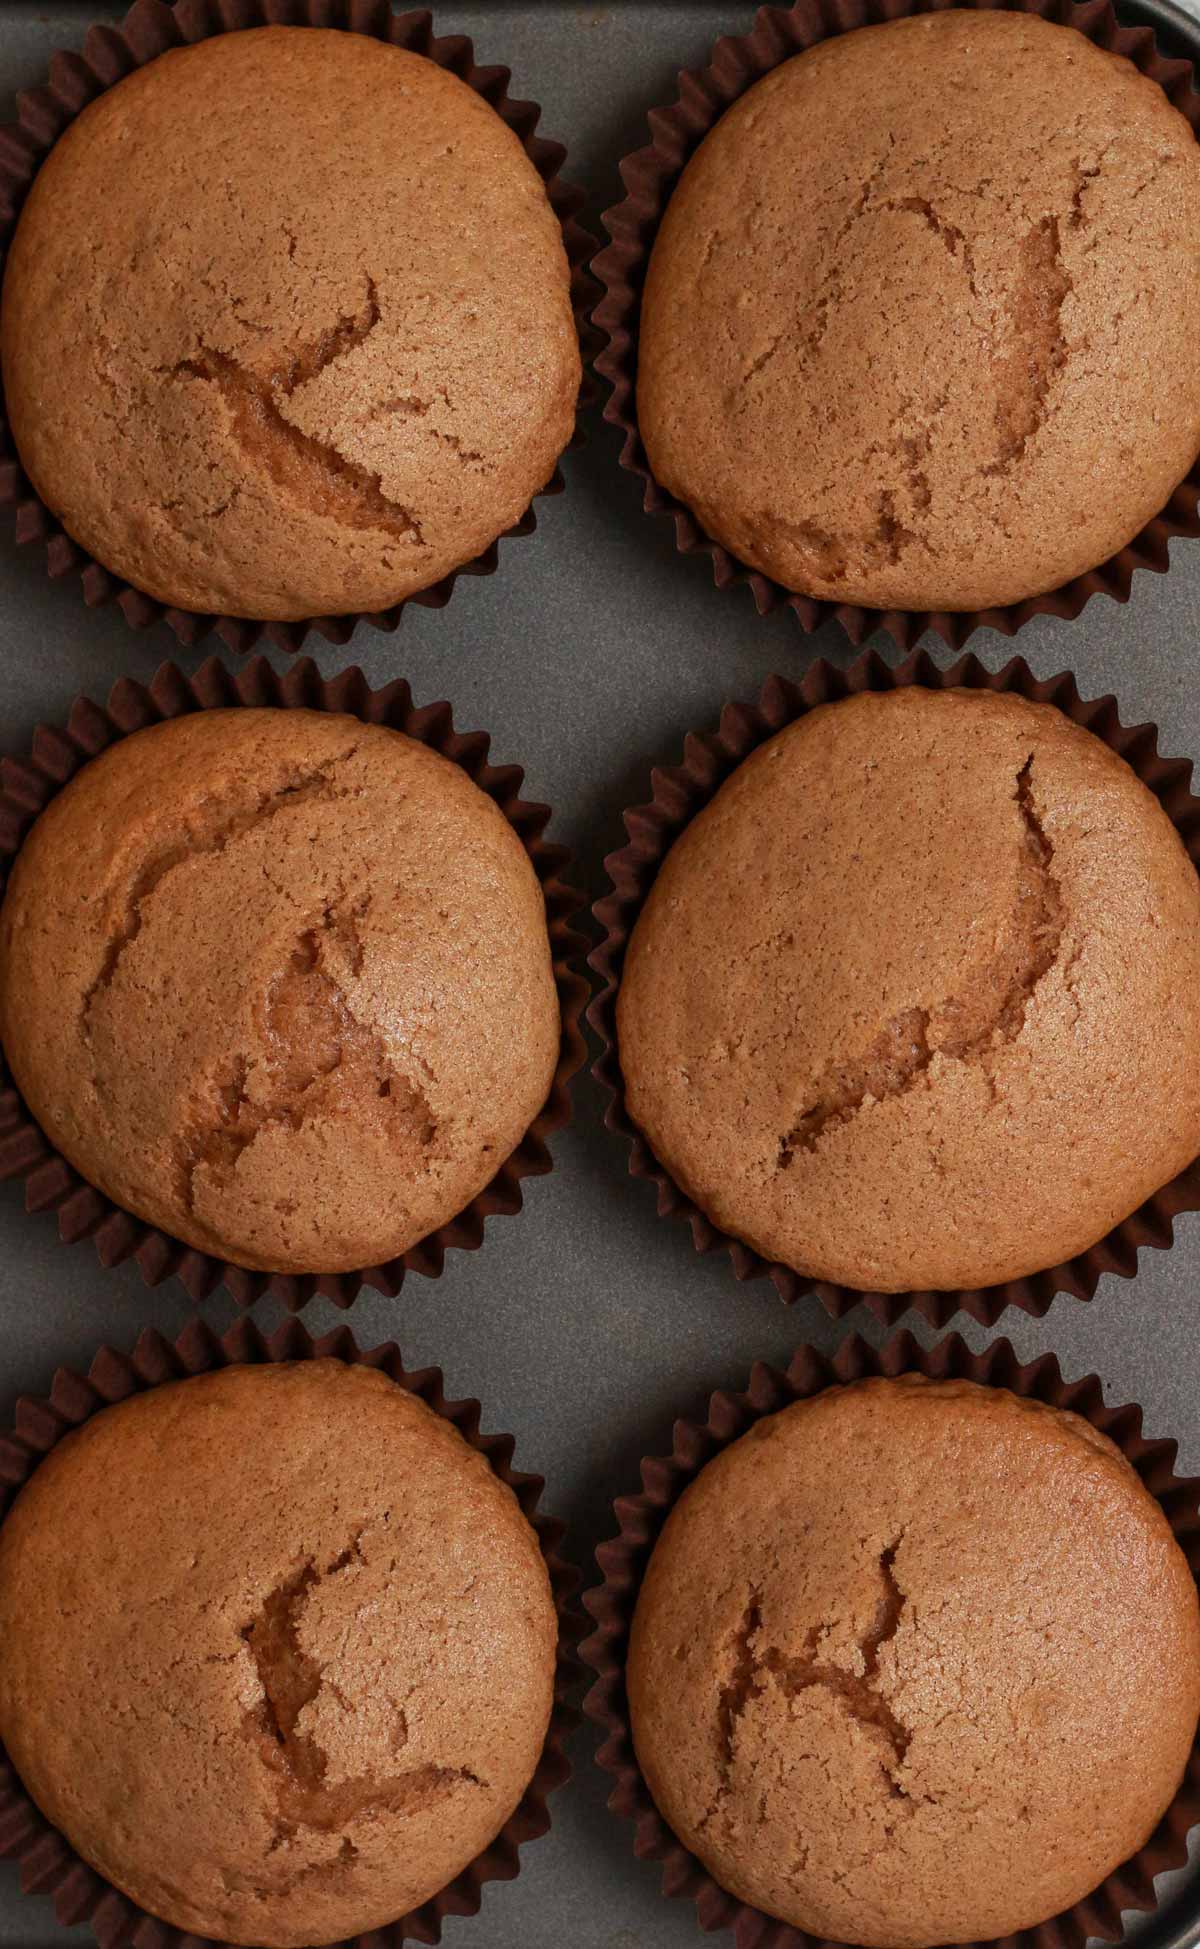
[0, 1316, 581, 1948]
[0, 653, 590, 1309]
[0, 0, 598, 654]
[580, 1329, 1200, 1949]
[588, 646, 1200, 1328]
[593, 0, 1200, 652]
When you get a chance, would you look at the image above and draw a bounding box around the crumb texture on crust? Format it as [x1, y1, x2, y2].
[1, 28, 581, 619]
[629, 1377, 1200, 1948]
[0, 709, 560, 1272]
[637, 10, 1200, 611]
[617, 687, 1200, 1292]
[0, 1361, 559, 1949]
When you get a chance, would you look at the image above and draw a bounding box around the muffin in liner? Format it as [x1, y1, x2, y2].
[580, 1328, 1200, 1949]
[0, 1314, 580, 1948]
[0, 0, 597, 655]
[589, 645, 1200, 1329]
[593, 0, 1200, 653]
[0, 653, 589, 1310]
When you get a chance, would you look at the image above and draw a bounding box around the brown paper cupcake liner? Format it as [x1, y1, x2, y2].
[593, 0, 1200, 653]
[589, 644, 1200, 1329]
[580, 1328, 1200, 1949]
[0, 1314, 581, 1948]
[0, 653, 589, 1310]
[0, 0, 598, 656]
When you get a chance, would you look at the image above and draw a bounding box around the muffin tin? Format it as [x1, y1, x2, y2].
[4, 4, 1200, 1949]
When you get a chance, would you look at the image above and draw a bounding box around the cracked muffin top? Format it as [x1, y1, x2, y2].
[637, 9, 1200, 612]
[0, 27, 580, 621]
[0, 707, 560, 1274]
[617, 685, 1200, 1293]
[0, 1359, 559, 1947]
[629, 1375, 1200, 1948]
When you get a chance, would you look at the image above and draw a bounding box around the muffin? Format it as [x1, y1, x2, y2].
[628, 1374, 1200, 1948]
[0, 707, 560, 1274]
[0, 1358, 558, 1948]
[617, 686, 1200, 1293]
[0, 26, 580, 621]
[637, 10, 1200, 612]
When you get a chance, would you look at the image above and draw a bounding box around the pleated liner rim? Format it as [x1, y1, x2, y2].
[579, 1328, 1200, 1949]
[588, 644, 1200, 1329]
[592, 0, 1200, 653]
[0, 0, 600, 656]
[0, 1315, 583, 1948]
[0, 653, 591, 1310]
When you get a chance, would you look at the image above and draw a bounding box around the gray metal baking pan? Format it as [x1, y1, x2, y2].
[3, 2, 1200, 1945]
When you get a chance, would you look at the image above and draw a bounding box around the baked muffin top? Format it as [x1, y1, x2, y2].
[617, 687, 1200, 1293]
[1, 27, 580, 620]
[629, 1375, 1200, 1948]
[0, 708, 559, 1273]
[0, 1360, 558, 1947]
[637, 10, 1200, 612]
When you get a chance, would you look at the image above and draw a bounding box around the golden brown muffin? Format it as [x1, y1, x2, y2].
[0, 1360, 558, 1948]
[617, 687, 1200, 1293]
[637, 10, 1200, 612]
[1, 27, 580, 621]
[0, 708, 560, 1273]
[629, 1375, 1200, 1948]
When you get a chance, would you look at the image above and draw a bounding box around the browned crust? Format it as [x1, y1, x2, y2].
[0, 1316, 582, 1949]
[0, 0, 599, 654]
[588, 645, 1200, 1327]
[592, 0, 1200, 650]
[0, 654, 590, 1310]
[580, 1329, 1200, 1949]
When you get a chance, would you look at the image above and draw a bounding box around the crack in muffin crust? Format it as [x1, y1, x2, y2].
[618, 685, 1200, 1292]
[778, 755, 1065, 1162]
[628, 1378, 1200, 1947]
[166, 278, 428, 546]
[243, 1537, 486, 1843]
[0, 1358, 560, 1944]
[637, 10, 1200, 609]
[80, 747, 362, 1032]
[0, 704, 562, 1276]
[706, 1542, 913, 1831]
[733, 195, 1073, 581]
[988, 215, 1072, 474]
[175, 896, 439, 1216]
[1, 27, 583, 620]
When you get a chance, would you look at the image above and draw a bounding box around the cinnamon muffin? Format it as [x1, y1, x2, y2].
[0, 1359, 559, 1948]
[637, 9, 1200, 611]
[617, 686, 1200, 1293]
[1, 27, 580, 620]
[629, 1375, 1200, 1948]
[0, 708, 560, 1274]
